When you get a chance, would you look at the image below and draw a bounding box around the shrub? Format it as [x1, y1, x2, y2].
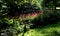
[0, 26, 18, 36]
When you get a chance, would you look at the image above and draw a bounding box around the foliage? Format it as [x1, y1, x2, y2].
[0, 0, 42, 16]
[0, 16, 32, 36]
[42, 0, 60, 10]
[1, 26, 18, 36]
[0, 0, 60, 36]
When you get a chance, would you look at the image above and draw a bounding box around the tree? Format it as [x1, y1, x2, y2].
[0, 0, 41, 17]
[42, 0, 60, 10]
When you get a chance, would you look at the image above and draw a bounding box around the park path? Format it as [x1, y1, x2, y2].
[10, 11, 43, 19]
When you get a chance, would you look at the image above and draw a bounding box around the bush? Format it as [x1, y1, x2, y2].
[0, 17, 32, 36]
[0, 26, 18, 36]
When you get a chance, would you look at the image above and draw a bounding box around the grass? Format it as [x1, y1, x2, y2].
[18, 21, 60, 36]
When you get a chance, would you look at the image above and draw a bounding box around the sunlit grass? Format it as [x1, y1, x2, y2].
[24, 27, 60, 36]
[56, 7, 60, 9]
[23, 22, 60, 36]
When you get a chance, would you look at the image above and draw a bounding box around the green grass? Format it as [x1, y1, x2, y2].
[18, 21, 60, 36]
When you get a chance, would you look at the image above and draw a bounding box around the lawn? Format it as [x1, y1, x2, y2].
[18, 21, 60, 36]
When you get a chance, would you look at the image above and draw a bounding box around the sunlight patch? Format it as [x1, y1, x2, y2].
[56, 7, 60, 9]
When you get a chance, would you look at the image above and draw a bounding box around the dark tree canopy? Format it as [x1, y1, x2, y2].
[42, 0, 60, 10]
[0, 0, 40, 17]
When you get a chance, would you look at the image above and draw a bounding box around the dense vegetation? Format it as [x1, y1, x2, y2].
[0, 0, 60, 36]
